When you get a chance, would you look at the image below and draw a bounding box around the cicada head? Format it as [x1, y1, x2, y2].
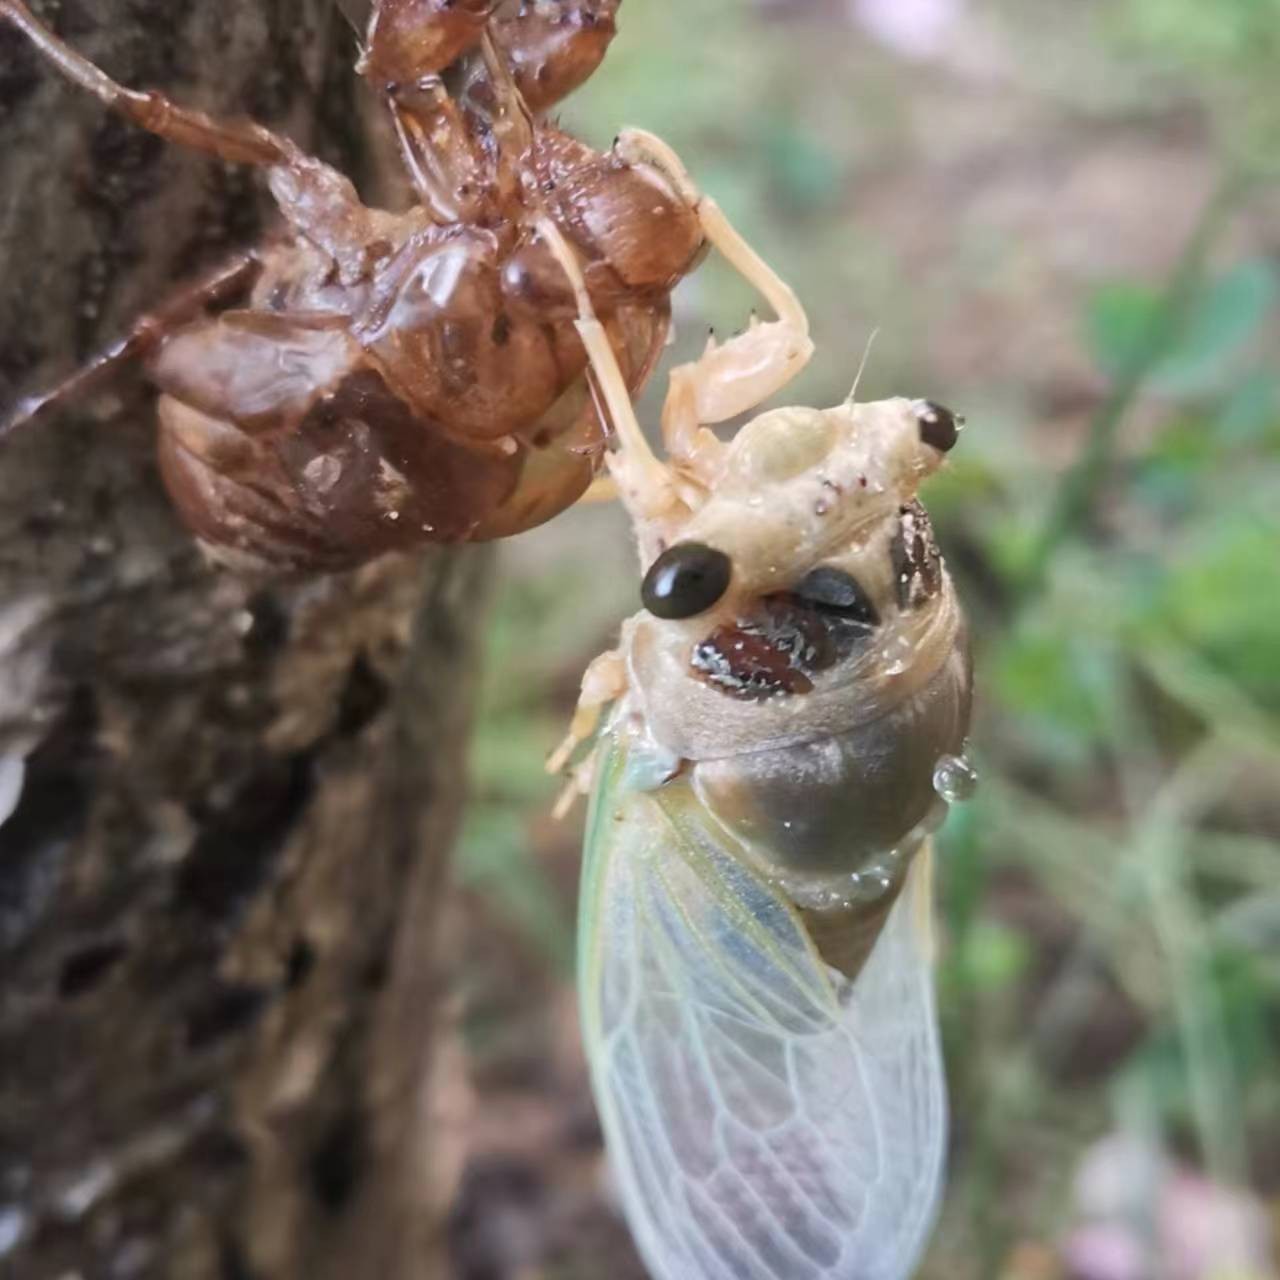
[622, 396, 972, 895]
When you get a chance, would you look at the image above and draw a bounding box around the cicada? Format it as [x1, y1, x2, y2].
[541, 217, 974, 1279]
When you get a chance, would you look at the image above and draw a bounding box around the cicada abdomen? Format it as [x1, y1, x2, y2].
[544, 218, 973, 1279]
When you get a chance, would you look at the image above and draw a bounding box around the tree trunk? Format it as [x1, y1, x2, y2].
[0, 5, 482, 1277]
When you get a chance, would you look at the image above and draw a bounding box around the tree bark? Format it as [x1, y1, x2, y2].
[0, 4, 482, 1277]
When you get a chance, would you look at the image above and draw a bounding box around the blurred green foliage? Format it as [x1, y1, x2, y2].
[1115, 0, 1280, 166]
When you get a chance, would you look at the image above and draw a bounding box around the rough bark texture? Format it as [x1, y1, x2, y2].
[0, 4, 482, 1277]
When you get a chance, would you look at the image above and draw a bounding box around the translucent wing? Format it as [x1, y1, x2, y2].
[579, 742, 946, 1280]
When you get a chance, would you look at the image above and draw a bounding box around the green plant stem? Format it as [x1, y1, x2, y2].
[1021, 169, 1253, 591]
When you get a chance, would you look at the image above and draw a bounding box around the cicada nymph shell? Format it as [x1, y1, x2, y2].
[0, 0, 713, 574]
[545, 219, 973, 1279]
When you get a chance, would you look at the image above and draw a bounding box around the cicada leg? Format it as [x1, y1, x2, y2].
[547, 650, 628, 776]
[537, 218, 681, 524]
[0, 0, 292, 167]
[615, 129, 814, 480]
[387, 26, 535, 225]
[0, 1, 387, 285]
[548, 649, 628, 818]
[386, 84, 483, 224]
[1, 252, 262, 440]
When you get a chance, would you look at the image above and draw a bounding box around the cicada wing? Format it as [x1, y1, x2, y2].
[579, 745, 946, 1280]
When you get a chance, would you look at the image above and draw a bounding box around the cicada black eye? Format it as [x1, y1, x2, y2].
[793, 566, 879, 627]
[641, 542, 732, 620]
[915, 400, 963, 453]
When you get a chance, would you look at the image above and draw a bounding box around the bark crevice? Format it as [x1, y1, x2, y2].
[0, 5, 480, 1276]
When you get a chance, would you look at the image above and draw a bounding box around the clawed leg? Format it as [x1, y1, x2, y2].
[0, 0, 293, 167]
[1, 252, 262, 441]
[616, 129, 814, 478]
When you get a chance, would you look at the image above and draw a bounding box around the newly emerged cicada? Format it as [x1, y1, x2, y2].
[541, 219, 974, 1279]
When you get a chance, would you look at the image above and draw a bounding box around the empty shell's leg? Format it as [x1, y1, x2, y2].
[616, 128, 814, 441]
[388, 87, 482, 223]
[1, 252, 261, 440]
[463, 30, 536, 205]
[0, 0, 293, 166]
[387, 26, 534, 223]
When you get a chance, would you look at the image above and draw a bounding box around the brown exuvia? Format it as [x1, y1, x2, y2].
[0, 0, 805, 573]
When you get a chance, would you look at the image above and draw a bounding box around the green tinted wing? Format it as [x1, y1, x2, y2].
[578, 738, 946, 1280]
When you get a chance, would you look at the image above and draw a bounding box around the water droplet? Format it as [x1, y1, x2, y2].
[933, 753, 978, 804]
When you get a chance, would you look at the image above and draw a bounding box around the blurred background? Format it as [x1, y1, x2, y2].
[447, 2, 1280, 1277]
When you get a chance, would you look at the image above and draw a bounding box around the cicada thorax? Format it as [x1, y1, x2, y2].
[621, 398, 973, 979]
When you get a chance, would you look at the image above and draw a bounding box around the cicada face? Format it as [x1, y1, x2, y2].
[625, 397, 972, 882]
[578, 394, 972, 1280]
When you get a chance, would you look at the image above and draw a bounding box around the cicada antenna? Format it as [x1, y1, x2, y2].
[847, 327, 881, 404]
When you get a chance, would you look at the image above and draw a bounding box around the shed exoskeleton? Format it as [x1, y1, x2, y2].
[543, 218, 973, 1279]
[0, 0, 810, 572]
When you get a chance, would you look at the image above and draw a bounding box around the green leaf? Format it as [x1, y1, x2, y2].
[963, 921, 1032, 992]
[1085, 261, 1279, 395]
[1118, 945, 1276, 1123]
[1086, 281, 1165, 378]
[1155, 516, 1280, 706]
[993, 620, 1109, 746]
[759, 116, 842, 212]
[1217, 370, 1280, 441]
[1154, 260, 1279, 394]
